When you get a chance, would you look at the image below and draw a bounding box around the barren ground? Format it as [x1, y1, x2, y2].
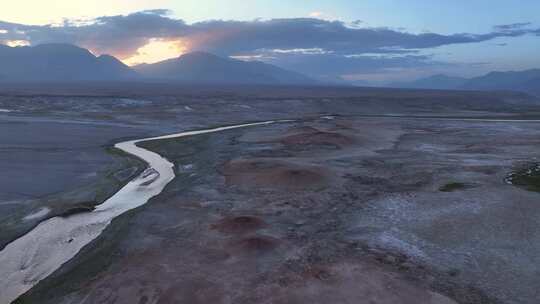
[1, 86, 540, 304]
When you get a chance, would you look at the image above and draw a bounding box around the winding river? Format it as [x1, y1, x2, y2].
[0, 121, 276, 304]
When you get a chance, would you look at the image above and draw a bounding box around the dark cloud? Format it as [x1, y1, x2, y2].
[0, 10, 188, 57]
[186, 18, 539, 56]
[1, 12, 537, 56]
[494, 22, 532, 31]
[0, 11, 538, 80]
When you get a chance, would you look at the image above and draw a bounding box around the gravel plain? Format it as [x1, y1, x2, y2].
[1, 85, 539, 304]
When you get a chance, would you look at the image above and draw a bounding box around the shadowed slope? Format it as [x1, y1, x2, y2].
[134, 51, 316, 85]
[0, 44, 137, 82]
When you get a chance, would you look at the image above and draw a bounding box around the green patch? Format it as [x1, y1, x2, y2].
[506, 163, 540, 192]
[439, 182, 471, 192]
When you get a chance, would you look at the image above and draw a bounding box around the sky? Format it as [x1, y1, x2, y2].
[1, 0, 539, 84]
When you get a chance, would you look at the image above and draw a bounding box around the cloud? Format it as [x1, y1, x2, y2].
[1, 11, 539, 81]
[1, 12, 538, 57]
[0, 10, 188, 58]
[494, 22, 532, 31]
[307, 11, 337, 21]
[308, 11, 324, 18]
[185, 18, 540, 56]
[138, 9, 173, 16]
[271, 48, 330, 55]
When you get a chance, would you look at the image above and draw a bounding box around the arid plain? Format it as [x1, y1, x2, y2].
[1, 85, 540, 304]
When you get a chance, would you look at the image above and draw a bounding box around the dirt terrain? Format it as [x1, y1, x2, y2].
[1, 86, 540, 304]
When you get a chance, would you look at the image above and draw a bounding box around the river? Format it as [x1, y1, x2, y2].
[0, 121, 276, 304]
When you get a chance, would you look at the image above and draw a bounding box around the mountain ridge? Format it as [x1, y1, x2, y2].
[390, 69, 540, 96]
[0, 44, 316, 85]
[1, 43, 538, 93]
[0, 44, 137, 82]
[390, 74, 467, 90]
[133, 51, 317, 85]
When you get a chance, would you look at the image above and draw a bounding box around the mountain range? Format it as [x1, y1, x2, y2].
[134, 52, 314, 85]
[0, 44, 137, 81]
[390, 70, 540, 96]
[1, 43, 539, 94]
[0, 44, 315, 85]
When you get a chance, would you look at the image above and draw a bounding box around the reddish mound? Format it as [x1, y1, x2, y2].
[286, 126, 321, 134]
[157, 279, 224, 304]
[211, 215, 266, 234]
[220, 159, 330, 190]
[229, 235, 280, 255]
[280, 126, 354, 148]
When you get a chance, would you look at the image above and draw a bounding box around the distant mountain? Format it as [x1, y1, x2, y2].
[307, 74, 352, 86]
[390, 69, 540, 96]
[0, 44, 137, 82]
[462, 69, 540, 94]
[522, 76, 540, 96]
[390, 74, 467, 90]
[0, 45, 315, 85]
[134, 52, 316, 85]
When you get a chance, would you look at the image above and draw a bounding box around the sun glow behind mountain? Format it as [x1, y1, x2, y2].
[5, 40, 30, 47]
[1, 1, 539, 82]
[123, 38, 188, 66]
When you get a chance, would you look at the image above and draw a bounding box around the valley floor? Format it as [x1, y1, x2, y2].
[1, 86, 540, 304]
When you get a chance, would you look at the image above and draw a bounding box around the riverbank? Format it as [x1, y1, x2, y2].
[0, 121, 284, 304]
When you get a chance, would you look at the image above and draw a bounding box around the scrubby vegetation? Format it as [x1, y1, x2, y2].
[439, 182, 472, 192]
[506, 163, 540, 192]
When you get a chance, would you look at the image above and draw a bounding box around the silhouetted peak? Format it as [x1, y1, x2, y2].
[0, 43, 137, 81]
[179, 51, 221, 59]
[134, 50, 315, 85]
[98, 54, 126, 65]
[32, 43, 93, 55]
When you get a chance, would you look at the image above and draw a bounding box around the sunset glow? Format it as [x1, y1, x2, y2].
[0, 1, 539, 80]
[5, 40, 30, 47]
[122, 38, 187, 66]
